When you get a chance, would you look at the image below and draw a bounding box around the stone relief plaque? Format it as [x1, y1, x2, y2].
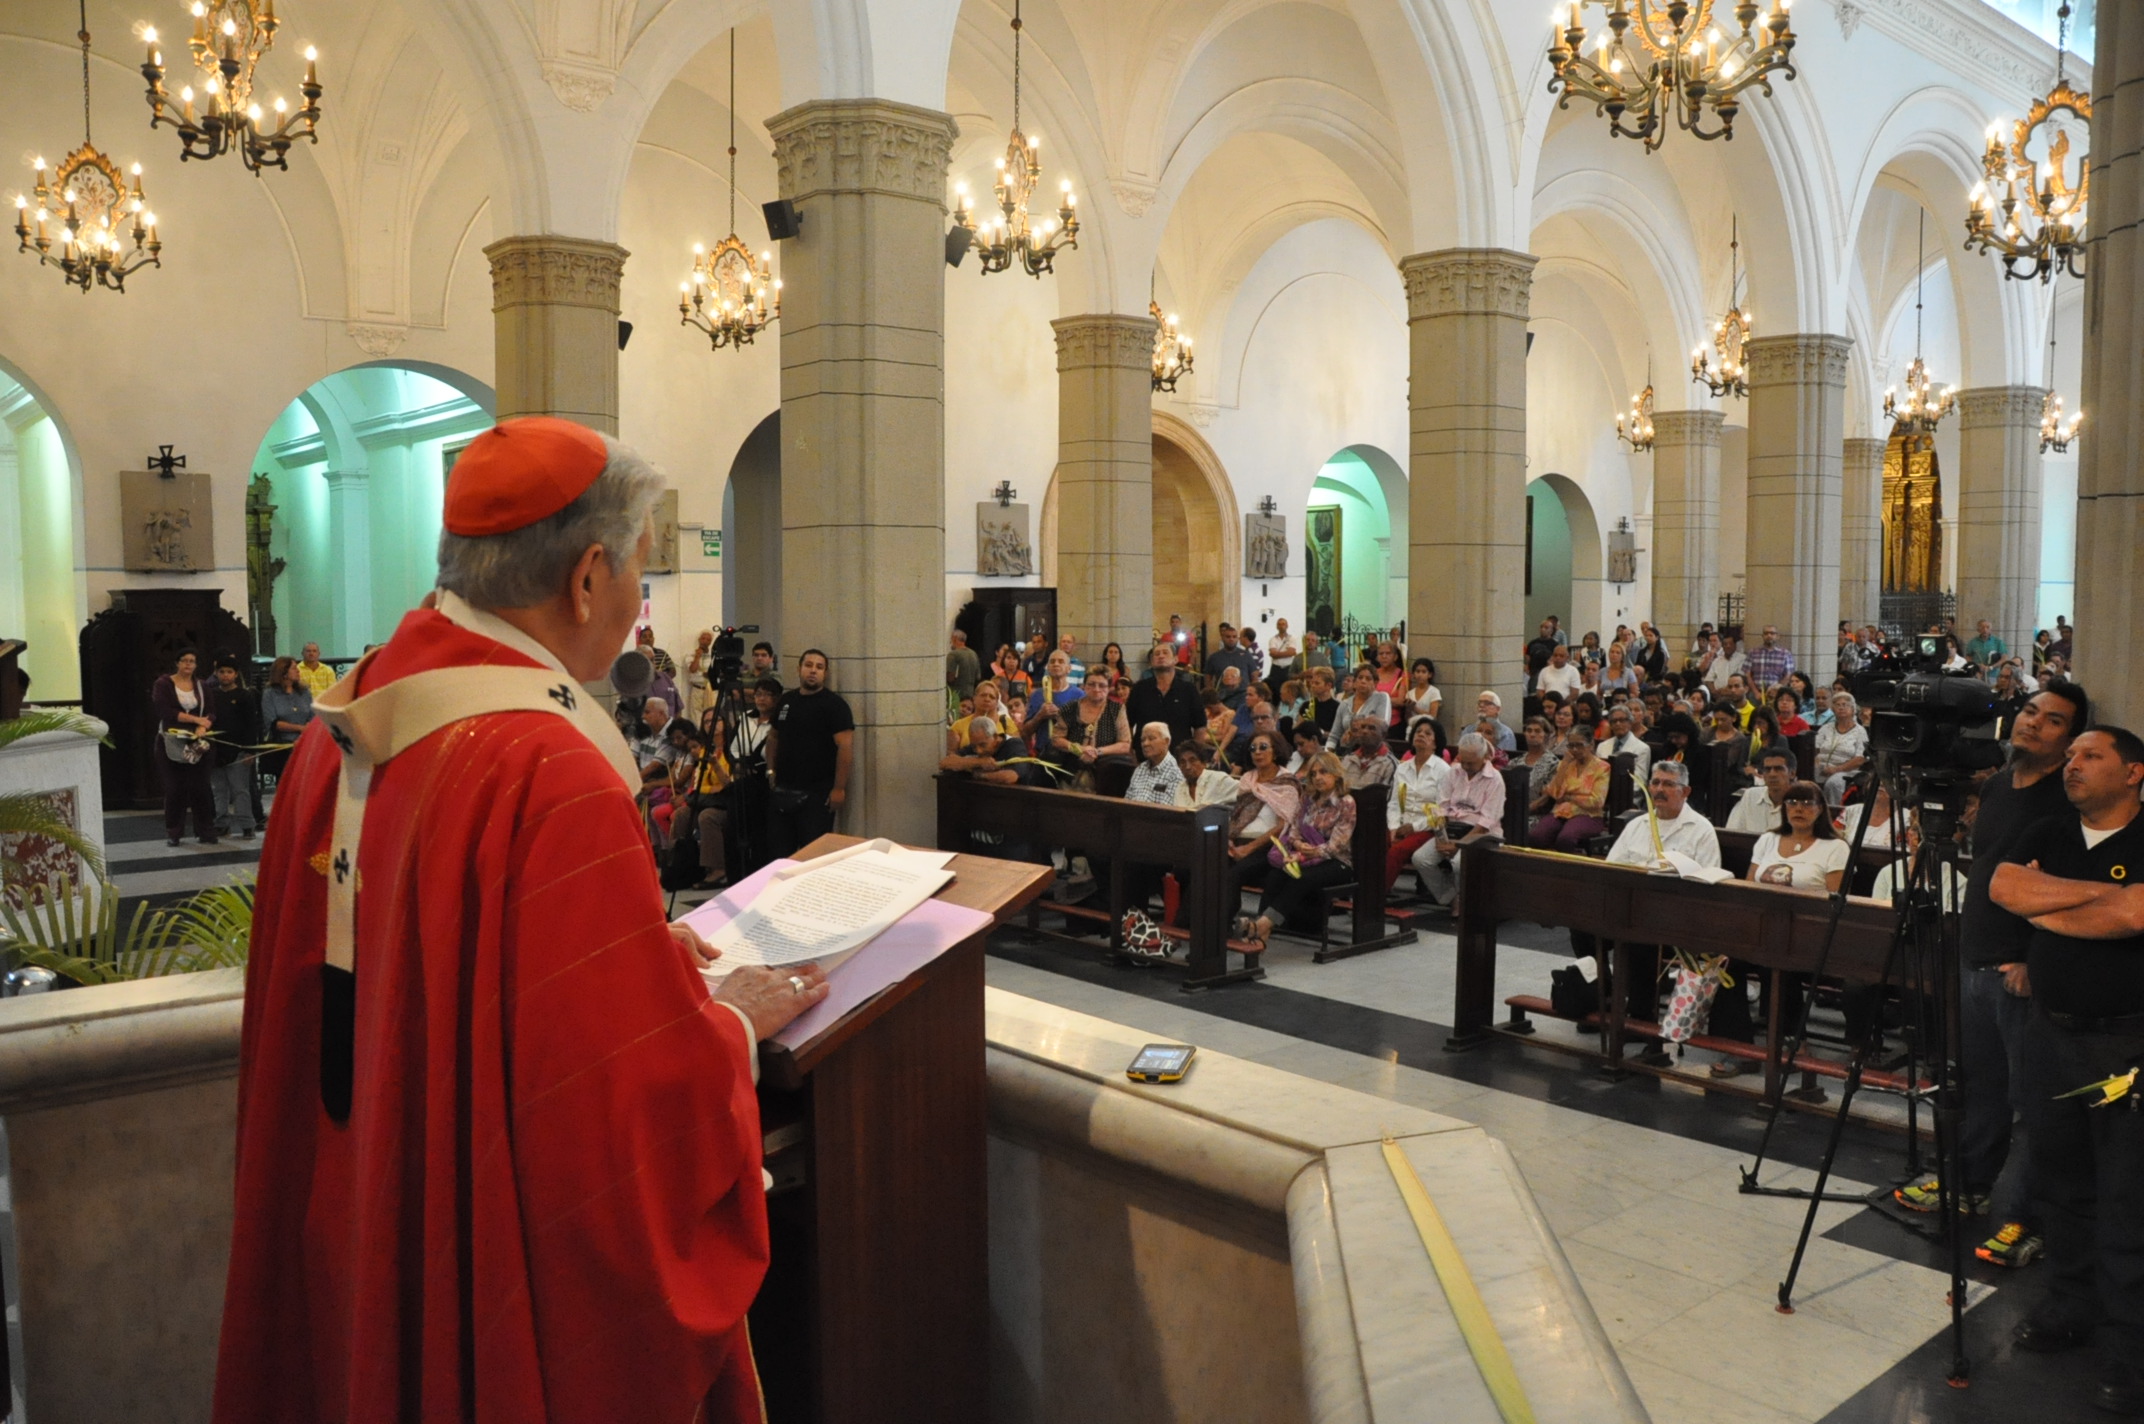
[122, 469, 215, 573]
[1245, 513, 1288, 580]
[645, 489, 681, 575]
[976, 502, 1034, 578]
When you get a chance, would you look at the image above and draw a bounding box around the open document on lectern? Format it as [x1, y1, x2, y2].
[699, 839, 955, 969]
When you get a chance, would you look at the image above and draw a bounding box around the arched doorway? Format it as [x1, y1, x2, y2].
[1525, 473, 1604, 639]
[1303, 447, 1405, 643]
[721, 412, 782, 658]
[1151, 423, 1240, 638]
[249, 365, 495, 658]
[0, 360, 86, 699]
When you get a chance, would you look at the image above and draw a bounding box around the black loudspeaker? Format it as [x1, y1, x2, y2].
[763, 199, 802, 241]
[944, 226, 972, 269]
[617, 319, 634, 351]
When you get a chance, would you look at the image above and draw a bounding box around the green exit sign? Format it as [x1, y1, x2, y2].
[702, 530, 723, 558]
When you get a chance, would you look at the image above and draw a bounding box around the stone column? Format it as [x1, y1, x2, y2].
[2078, 1, 2144, 716]
[1745, 334, 1851, 660]
[484, 235, 628, 434]
[321, 468, 373, 657]
[768, 98, 955, 846]
[1648, 409, 1723, 653]
[1401, 249, 1537, 727]
[1052, 314, 1158, 653]
[1954, 387, 2046, 656]
[1839, 436, 1885, 631]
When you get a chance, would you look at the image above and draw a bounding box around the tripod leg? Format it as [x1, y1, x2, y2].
[1777, 1057, 1869, 1313]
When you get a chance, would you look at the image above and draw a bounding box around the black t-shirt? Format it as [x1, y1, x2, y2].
[772, 688, 855, 790]
[2005, 812, 2144, 1016]
[1526, 636, 1560, 677]
[1125, 673, 1201, 745]
[1962, 764, 2073, 967]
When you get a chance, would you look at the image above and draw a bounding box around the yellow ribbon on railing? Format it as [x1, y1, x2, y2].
[1379, 1133, 1537, 1424]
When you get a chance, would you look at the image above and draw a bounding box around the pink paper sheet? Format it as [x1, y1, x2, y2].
[683, 859, 995, 1049]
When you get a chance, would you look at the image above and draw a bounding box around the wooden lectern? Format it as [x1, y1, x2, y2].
[748, 836, 1050, 1424]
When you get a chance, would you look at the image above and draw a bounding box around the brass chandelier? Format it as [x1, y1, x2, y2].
[2039, 306, 2082, 454]
[1548, 1, 1798, 154]
[1617, 359, 1657, 452]
[1691, 215, 1751, 398]
[15, 2, 162, 294]
[1150, 300, 1192, 393]
[1964, 2, 2087, 282]
[140, 1, 323, 174]
[680, 32, 778, 350]
[1885, 209, 1955, 436]
[952, 0, 1078, 277]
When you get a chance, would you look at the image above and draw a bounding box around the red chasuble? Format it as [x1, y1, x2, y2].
[213, 609, 767, 1423]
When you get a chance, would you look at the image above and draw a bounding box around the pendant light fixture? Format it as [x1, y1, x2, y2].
[1884, 207, 1955, 435]
[680, 31, 779, 350]
[951, 0, 1078, 278]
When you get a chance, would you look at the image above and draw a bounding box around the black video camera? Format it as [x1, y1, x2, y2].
[1852, 633, 2005, 780]
[708, 625, 747, 686]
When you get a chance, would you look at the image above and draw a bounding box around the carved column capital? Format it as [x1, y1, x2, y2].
[484, 236, 628, 313]
[1746, 333, 1853, 388]
[1398, 248, 1538, 320]
[1650, 409, 1726, 447]
[767, 99, 956, 206]
[1052, 313, 1160, 371]
[1956, 385, 2049, 428]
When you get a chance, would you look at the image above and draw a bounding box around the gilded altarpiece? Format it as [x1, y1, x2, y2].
[1881, 429, 1944, 593]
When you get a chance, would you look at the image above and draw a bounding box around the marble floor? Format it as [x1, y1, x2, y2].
[985, 920, 2103, 1424]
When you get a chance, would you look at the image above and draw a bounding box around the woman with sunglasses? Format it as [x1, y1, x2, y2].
[1708, 781, 1850, 1077]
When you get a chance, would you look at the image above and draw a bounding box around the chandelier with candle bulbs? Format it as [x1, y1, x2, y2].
[140, 1, 322, 174]
[1150, 300, 1192, 392]
[680, 32, 778, 350]
[952, 0, 1077, 277]
[1691, 215, 1751, 398]
[15, 2, 162, 294]
[1964, 2, 2086, 282]
[1618, 361, 1657, 452]
[1885, 209, 1955, 435]
[1547, 1, 1798, 155]
[2039, 293, 2083, 453]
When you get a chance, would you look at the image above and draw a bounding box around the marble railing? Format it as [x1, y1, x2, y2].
[985, 988, 1651, 1424]
[0, 971, 1649, 1424]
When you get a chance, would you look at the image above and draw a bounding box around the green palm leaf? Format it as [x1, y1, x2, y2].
[0, 873, 255, 986]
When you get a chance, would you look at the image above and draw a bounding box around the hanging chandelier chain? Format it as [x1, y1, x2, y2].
[727, 30, 737, 234]
[79, 0, 93, 145]
[1012, 0, 1022, 129]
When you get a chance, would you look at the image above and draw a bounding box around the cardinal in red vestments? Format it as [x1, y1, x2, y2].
[213, 418, 828, 1423]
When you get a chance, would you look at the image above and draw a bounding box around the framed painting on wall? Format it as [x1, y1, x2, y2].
[1305, 505, 1342, 636]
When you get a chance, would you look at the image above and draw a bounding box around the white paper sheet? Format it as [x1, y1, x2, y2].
[685, 847, 953, 967]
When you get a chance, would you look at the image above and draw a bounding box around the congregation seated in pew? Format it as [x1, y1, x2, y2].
[1409, 732, 1506, 908]
[1235, 751, 1355, 950]
[1528, 728, 1610, 853]
[1386, 718, 1451, 890]
[1336, 716, 1397, 791]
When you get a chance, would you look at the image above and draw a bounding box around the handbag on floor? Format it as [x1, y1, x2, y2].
[1119, 908, 1168, 959]
[1659, 951, 1731, 1043]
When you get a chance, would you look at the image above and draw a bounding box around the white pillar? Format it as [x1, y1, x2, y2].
[1052, 313, 1159, 654]
[321, 468, 373, 657]
[1401, 248, 1537, 726]
[1840, 436, 1885, 630]
[1648, 409, 1723, 651]
[1955, 386, 2046, 656]
[1745, 334, 1850, 658]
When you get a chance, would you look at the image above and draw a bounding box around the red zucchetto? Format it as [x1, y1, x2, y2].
[441, 416, 609, 536]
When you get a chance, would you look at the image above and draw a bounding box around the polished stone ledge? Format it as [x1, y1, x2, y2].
[985, 988, 1650, 1424]
[0, 968, 243, 1114]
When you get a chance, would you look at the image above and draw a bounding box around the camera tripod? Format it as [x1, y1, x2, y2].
[1735, 760, 1973, 1385]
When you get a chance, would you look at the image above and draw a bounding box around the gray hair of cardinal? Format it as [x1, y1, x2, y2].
[434, 435, 666, 610]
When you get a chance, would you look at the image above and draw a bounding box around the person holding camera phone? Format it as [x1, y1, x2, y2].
[766, 649, 854, 857]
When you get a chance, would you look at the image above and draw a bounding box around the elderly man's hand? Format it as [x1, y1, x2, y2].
[669, 920, 717, 968]
[714, 963, 831, 1040]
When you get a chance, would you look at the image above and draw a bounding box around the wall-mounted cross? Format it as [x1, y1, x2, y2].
[993, 480, 1018, 507]
[1257, 496, 1278, 517]
[147, 445, 187, 479]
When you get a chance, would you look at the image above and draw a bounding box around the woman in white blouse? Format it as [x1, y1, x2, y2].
[1815, 692, 1870, 805]
[1706, 781, 1852, 1077]
[1386, 718, 1452, 888]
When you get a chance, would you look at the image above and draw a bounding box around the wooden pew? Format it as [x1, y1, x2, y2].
[934, 774, 1264, 989]
[1448, 842, 1904, 1106]
[1305, 783, 1420, 962]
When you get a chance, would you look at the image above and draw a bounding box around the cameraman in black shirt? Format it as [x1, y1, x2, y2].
[1991, 725, 2144, 1413]
[1894, 684, 2087, 1264]
[766, 649, 854, 857]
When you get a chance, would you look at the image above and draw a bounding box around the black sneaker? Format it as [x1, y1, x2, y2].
[2014, 1317, 2094, 1354]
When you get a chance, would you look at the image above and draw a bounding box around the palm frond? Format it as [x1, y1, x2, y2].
[0, 793, 106, 882]
[0, 872, 256, 986]
[0, 709, 111, 752]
